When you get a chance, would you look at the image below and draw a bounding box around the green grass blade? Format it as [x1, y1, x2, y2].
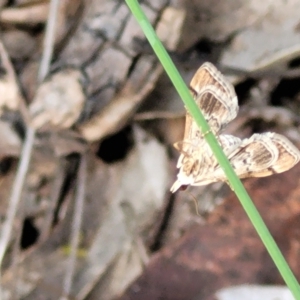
[125, 0, 300, 298]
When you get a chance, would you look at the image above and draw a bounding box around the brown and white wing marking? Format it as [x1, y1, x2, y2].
[227, 133, 280, 178]
[237, 133, 300, 177]
[170, 135, 242, 192]
[218, 134, 242, 156]
[170, 61, 300, 193]
[271, 133, 300, 173]
[185, 62, 238, 140]
[208, 132, 300, 181]
[170, 139, 215, 192]
[171, 132, 300, 191]
[170, 151, 215, 192]
[170, 142, 209, 192]
[190, 133, 279, 186]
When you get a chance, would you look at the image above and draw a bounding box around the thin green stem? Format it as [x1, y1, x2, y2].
[125, 0, 300, 298]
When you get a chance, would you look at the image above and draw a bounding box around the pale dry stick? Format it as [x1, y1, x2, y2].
[134, 110, 183, 121]
[61, 155, 87, 300]
[38, 0, 60, 82]
[0, 0, 61, 288]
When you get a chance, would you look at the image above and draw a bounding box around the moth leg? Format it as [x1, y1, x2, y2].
[201, 129, 212, 137]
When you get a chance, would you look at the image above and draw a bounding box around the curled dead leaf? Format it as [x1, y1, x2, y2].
[0, 2, 49, 25]
[0, 120, 21, 158]
[0, 41, 23, 114]
[29, 67, 88, 130]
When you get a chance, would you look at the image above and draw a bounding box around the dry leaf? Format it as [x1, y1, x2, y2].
[29, 67, 87, 130]
[0, 2, 49, 25]
[0, 41, 23, 114]
[0, 120, 21, 157]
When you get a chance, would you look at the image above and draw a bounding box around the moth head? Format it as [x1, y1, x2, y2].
[171, 155, 202, 193]
[170, 170, 196, 192]
[170, 179, 189, 193]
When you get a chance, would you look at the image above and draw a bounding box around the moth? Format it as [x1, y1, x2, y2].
[171, 62, 300, 192]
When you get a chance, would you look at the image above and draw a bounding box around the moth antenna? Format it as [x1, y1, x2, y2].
[187, 191, 201, 216]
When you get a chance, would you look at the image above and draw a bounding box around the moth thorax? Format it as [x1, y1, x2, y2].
[182, 156, 194, 174]
[182, 156, 200, 176]
[192, 159, 201, 176]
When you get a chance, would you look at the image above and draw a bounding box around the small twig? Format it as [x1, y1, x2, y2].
[134, 110, 184, 120]
[0, 127, 35, 265]
[0, 0, 60, 281]
[38, 0, 60, 82]
[61, 154, 87, 299]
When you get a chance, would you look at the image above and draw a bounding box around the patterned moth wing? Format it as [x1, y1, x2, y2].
[196, 132, 300, 184]
[171, 135, 242, 192]
[232, 133, 300, 178]
[204, 133, 279, 183]
[185, 62, 238, 141]
[270, 133, 300, 173]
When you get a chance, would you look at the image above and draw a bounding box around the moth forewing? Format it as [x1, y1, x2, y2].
[193, 86, 237, 134]
[190, 62, 238, 132]
[226, 133, 279, 177]
[245, 133, 300, 177]
[182, 111, 199, 141]
[182, 62, 239, 144]
[218, 135, 242, 155]
[190, 63, 237, 106]
[271, 133, 300, 173]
